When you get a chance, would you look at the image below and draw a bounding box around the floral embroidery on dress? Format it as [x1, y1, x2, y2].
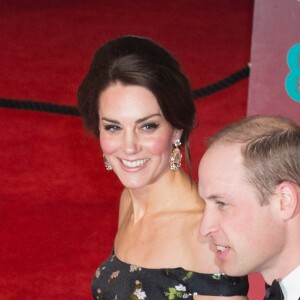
[95, 288, 103, 300]
[95, 265, 107, 279]
[130, 264, 142, 272]
[212, 273, 224, 280]
[182, 272, 193, 282]
[164, 284, 189, 299]
[130, 280, 147, 300]
[108, 270, 120, 284]
[91, 252, 249, 299]
[95, 268, 101, 278]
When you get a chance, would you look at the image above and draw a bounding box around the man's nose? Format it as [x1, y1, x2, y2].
[200, 210, 218, 237]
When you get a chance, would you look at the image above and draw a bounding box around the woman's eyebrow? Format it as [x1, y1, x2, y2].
[136, 113, 161, 124]
[101, 117, 120, 124]
[101, 113, 162, 124]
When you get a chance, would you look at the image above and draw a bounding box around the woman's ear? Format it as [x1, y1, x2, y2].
[173, 129, 183, 142]
[276, 182, 299, 220]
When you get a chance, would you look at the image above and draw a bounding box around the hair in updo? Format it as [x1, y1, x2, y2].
[77, 35, 196, 170]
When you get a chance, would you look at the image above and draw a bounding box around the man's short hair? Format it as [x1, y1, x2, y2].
[209, 115, 300, 205]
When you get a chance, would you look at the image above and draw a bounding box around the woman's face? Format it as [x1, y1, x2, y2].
[98, 82, 181, 189]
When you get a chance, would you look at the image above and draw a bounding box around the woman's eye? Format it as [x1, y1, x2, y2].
[104, 125, 120, 132]
[142, 123, 159, 131]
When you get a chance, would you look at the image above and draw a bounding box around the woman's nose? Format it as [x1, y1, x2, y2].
[123, 131, 139, 154]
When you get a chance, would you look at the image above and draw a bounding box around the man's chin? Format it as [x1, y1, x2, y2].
[219, 262, 247, 277]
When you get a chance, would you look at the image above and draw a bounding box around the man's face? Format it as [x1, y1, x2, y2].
[198, 143, 284, 277]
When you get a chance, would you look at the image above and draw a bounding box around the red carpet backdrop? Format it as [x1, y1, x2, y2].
[0, 1, 263, 299]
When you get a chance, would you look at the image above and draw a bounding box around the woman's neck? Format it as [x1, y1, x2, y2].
[126, 169, 197, 223]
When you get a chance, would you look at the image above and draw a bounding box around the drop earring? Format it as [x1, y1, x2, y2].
[169, 139, 182, 170]
[103, 154, 112, 171]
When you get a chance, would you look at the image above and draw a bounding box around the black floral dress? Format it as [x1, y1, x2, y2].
[91, 251, 248, 299]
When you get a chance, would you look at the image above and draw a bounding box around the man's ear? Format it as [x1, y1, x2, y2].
[276, 182, 299, 220]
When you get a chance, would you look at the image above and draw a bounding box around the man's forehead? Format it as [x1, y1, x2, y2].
[199, 144, 241, 172]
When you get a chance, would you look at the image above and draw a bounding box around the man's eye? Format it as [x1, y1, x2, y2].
[216, 201, 226, 208]
[142, 123, 159, 131]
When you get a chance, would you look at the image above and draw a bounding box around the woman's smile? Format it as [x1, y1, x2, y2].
[120, 158, 150, 169]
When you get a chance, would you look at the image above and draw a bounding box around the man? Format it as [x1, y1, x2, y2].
[198, 115, 300, 300]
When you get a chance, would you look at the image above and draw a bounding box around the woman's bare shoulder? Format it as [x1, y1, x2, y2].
[118, 188, 132, 228]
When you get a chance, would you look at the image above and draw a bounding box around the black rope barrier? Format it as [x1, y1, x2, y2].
[0, 65, 250, 116]
[192, 65, 250, 98]
[0, 98, 80, 116]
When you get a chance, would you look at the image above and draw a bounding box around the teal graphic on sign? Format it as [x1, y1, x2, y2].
[285, 43, 300, 102]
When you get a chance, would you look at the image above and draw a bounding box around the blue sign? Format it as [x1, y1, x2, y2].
[285, 43, 300, 102]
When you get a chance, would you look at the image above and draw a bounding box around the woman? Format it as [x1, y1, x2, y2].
[77, 36, 248, 299]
